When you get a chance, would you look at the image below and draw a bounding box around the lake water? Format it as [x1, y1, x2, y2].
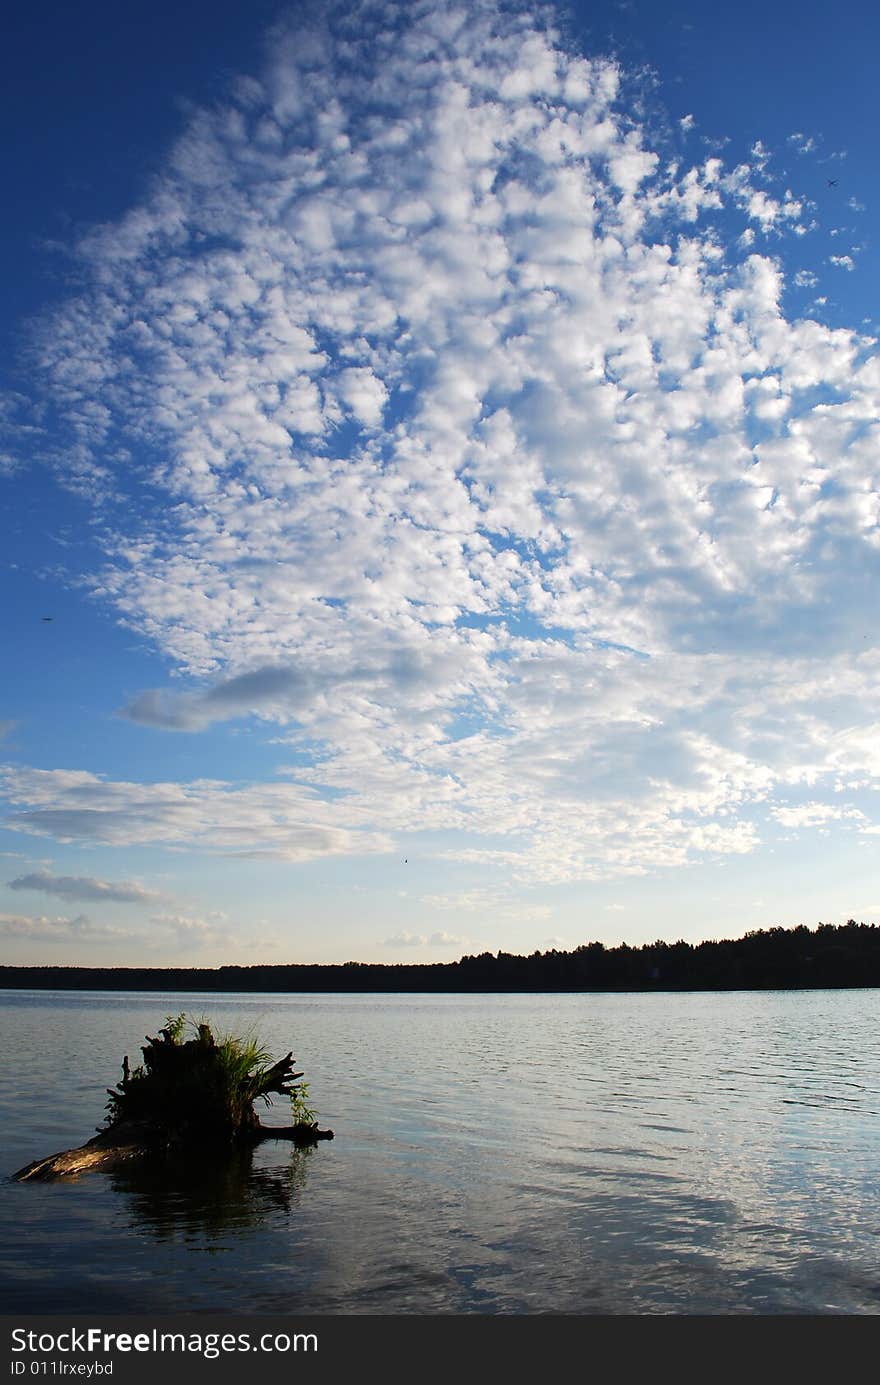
[1, 988, 879, 1315]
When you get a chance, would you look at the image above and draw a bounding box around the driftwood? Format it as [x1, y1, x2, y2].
[14, 1119, 334, 1182]
[13, 1018, 333, 1182]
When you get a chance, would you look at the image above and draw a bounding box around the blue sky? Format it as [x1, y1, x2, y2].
[2, 0, 879, 966]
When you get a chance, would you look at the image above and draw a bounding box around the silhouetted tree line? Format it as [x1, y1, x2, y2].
[2, 920, 880, 993]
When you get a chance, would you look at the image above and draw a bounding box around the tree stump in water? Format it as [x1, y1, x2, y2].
[13, 1016, 333, 1182]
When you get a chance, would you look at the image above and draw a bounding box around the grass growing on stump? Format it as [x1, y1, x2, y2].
[14, 1014, 331, 1182]
[104, 1014, 313, 1146]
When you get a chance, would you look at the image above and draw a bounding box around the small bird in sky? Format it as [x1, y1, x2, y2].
[41, 616, 53, 622]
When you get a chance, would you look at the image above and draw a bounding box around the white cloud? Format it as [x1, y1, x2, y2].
[7, 870, 167, 904]
[333, 367, 389, 427]
[148, 911, 234, 948]
[420, 886, 551, 923]
[0, 765, 393, 861]
[0, 906, 239, 957]
[787, 133, 817, 155]
[771, 802, 865, 829]
[829, 254, 855, 271]
[5, 0, 880, 892]
[0, 911, 132, 942]
[428, 930, 466, 946]
[744, 189, 802, 230]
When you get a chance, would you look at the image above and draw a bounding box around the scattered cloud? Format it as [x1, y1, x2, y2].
[0, 911, 133, 943]
[148, 911, 234, 948]
[382, 928, 466, 949]
[771, 802, 865, 829]
[3, 0, 880, 893]
[7, 870, 168, 905]
[750, 139, 772, 167]
[421, 886, 552, 923]
[0, 906, 239, 955]
[787, 133, 817, 156]
[1, 765, 392, 862]
[0, 897, 242, 952]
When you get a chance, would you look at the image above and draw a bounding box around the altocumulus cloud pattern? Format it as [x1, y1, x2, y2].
[4, 0, 880, 885]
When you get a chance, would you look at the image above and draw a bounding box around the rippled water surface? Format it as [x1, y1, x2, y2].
[2, 988, 879, 1314]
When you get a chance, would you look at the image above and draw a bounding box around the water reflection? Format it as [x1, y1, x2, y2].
[3, 988, 880, 1313]
[109, 1143, 313, 1242]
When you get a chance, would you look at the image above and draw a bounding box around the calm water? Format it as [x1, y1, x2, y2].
[1, 988, 879, 1315]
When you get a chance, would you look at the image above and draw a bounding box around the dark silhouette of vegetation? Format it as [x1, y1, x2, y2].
[2, 920, 880, 993]
[103, 1014, 315, 1142]
[14, 1016, 332, 1181]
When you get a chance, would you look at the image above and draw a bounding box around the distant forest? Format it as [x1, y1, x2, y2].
[2, 920, 880, 992]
